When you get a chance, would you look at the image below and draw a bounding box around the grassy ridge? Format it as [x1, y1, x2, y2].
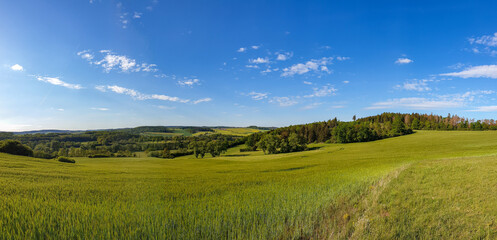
[1, 131, 497, 238]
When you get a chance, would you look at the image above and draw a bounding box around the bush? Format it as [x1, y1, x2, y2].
[57, 156, 75, 163]
[0, 140, 33, 156]
[33, 150, 54, 159]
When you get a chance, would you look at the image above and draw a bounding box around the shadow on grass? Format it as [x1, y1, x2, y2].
[223, 154, 251, 157]
[261, 164, 319, 173]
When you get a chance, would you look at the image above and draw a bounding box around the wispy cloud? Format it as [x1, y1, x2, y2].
[366, 90, 494, 110]
[91, 107, 109, 111]
[395, 58, 413, 64]
[270, 97, 298, 107]
[281, 57, 346, 77]
[441, 65, 497, 79]
[35, 76, 83, 89]
[468, 33, 497, 55]
[395, 79, 432, 91]
[78, 50, 157, 73]
[467, 106, 497, 112]
[193, 98, 212, 104]
[301, 102, 322, 110]
[237, 47, 247, 53]
[276, 52, 292, 61]
[10, 64, 24, 71]
[247, 91, 269, 100]
[469, 32, 497, 47]
[249, 57, 269, 64]
[96, 85, 192, 103]
[133, 12, 142, 19]
[305, 85, 337, 98]
[177, 78, 200, 87]
[251, 45, 260, 50]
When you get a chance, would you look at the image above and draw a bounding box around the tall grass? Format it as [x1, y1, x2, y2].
[1, 131, 497, 239]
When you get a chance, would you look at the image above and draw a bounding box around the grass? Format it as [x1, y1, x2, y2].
[351, 154, 497, 239]
[1, 131, 497, 239]
[193, 127, 264, 136]
[142, 127, 263, 137]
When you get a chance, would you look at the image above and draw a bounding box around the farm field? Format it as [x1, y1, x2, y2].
[2, 131, 497, 239]
[142, 127, 263, 137]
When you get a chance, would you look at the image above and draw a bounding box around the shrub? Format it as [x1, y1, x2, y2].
[57, 156, 76, 163]
[33, 150, 54, 159]
[0, 140, 33, 156]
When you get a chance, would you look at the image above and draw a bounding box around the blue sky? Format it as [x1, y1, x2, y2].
[2, 1, 497, 131]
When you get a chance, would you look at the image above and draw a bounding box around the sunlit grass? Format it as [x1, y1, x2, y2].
[1, 131, 497, 238]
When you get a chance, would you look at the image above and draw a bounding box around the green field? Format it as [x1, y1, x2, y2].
[142, 127, 263, 137]
[2, 131, 497, 239]
[193, 127, 264, 136]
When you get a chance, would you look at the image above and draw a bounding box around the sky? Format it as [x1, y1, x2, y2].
[2, 1, 497, 131]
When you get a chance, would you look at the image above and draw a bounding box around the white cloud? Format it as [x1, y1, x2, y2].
[57, 108, 64, 111]
[247, 92, 268, 100]
[469, 33, 497, 47]
[396, 79, 431, 91]
[237, 47, 246, 52]
[133, 12, 142, 19]
[336, 56, 350, 61]
[102, 85, 190, 103]
[193, 98, 212, 104]
[79, 50, 158, 73]
[270, 97, 298, 107]
[303, 81, 313, 85]
[305, 85, 337, 98]
[276, 52, 292, 61]
[119, 13, 129, 29]
[395, 58, 413, 64]
[249, 57, 269, 64]
[91, 107, 109, 111]
[35, 76, 83, 89]
[468, 106, 497, 112]
[441, 65, 497, 79]
[251, 45, 260, 50]
[95, 85, 107, 92]
[281, 57, 340, 77]
[367, 97, 462, 110]
[10, 64, 23, 71]
[245, 65, 259, 69]
[366, 91, 494, 110]
[343, 81, 349, 84]
[301, 102, 322, 110]
[178, 78, 200, 87]
[77, 50, 94, 61]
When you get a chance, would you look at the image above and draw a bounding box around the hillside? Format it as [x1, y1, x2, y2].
[2, 131, 497, 238]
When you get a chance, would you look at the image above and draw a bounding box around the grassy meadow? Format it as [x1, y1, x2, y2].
[2, 131, 497, 239]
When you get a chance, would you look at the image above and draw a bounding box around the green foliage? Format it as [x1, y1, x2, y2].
[0, 140, 33, 157]
[56, 156, 75, 163]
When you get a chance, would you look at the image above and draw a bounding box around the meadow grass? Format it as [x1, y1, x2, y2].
[352, 154, 497, 239]
[1, 131, 497, 239]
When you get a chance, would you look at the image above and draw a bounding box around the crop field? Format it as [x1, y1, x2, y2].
[193, 127, 264, 136]
[2, 131, 497, 239]
[142, 127, 262, 137]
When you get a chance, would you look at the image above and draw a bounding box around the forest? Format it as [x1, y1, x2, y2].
[1, 112, 496, 159]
